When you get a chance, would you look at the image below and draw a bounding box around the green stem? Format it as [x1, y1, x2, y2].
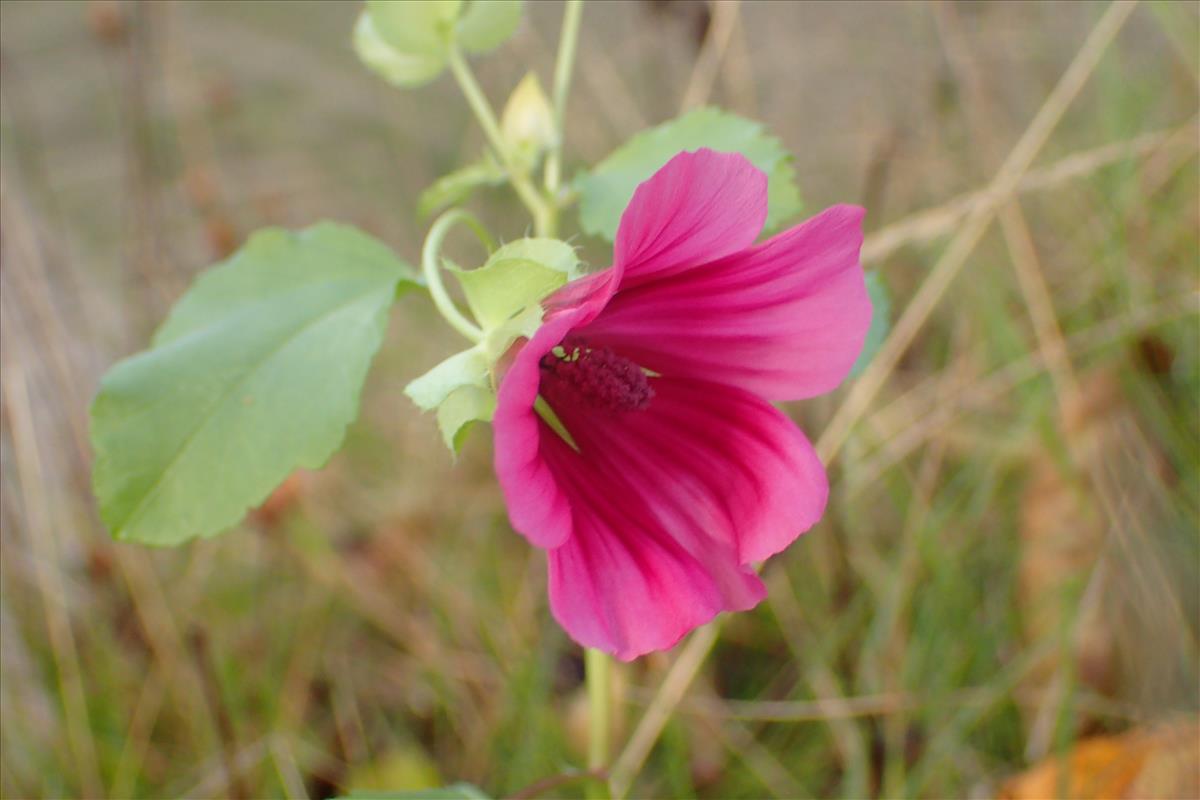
[445, 45, 552, 235]
[543, 0, 584, 235]
[585, 647, 612, 800]
[421, 209, 493, 343]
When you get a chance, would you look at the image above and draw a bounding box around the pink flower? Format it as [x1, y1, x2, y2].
[494, 149, 870, 660]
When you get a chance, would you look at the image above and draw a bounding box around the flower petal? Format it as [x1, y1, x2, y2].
[579, 204, 870, 401]
[491, 270, 622, 550]
[614, 149, 767, 288]
[541, 435, 766, 660]
[543, 376, 827, 659]
[492, 313, 579, 550]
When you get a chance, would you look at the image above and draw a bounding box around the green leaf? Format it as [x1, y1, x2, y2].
[574, 106, 804, 240]
[337, 783, 490, 800]
[90, 222, 418, 546]
[354, 10, 448, 88]
[767, 157, 804, 233]
[437, 384, 496, 452]
[455, 0, 523, 54]
[849, 270, 890, 377]
[417, 159, 505, 219]
[367, 0, 462, 57]
[448, 238, 578, 329]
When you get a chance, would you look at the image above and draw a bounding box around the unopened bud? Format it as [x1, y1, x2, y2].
[500, 73, 556, 170]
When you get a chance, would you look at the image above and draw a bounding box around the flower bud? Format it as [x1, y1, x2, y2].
[500, 73, 556, 171]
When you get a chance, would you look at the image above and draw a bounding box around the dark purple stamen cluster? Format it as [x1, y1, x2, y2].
[540, 339, 654, 413]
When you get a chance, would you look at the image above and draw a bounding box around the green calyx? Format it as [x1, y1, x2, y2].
[407, 225, 581, 454]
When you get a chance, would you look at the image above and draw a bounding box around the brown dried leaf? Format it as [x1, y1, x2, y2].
[999, 723, 1200, 800]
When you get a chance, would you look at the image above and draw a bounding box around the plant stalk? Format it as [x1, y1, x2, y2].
[446, 45, 553, 235]
[585, 647, 612, 799]
[543, 0, 585, 235]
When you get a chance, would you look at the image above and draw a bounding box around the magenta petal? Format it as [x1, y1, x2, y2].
[580, 204, 871, 401]
[543, 377, 827, 659]
[492, 313, 579, 550]
[543, 444, 767, 661]
[581, 377, 831, 565]
[492, 265, 626, 550]
[614, 149, 767, 288]
[493, 154, 856, 659]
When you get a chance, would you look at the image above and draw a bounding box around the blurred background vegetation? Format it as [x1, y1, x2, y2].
[1, 1, 1197, 798]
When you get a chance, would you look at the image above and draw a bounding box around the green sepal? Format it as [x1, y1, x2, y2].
[481, 302, 544, 363]
[437, 384, 497, 453]
[448, 238, 579, 329]
[404, 347, 491, 411]
[408, 236, 577, 454]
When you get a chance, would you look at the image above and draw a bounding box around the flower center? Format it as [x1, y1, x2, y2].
[539, 339, 654, 413]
